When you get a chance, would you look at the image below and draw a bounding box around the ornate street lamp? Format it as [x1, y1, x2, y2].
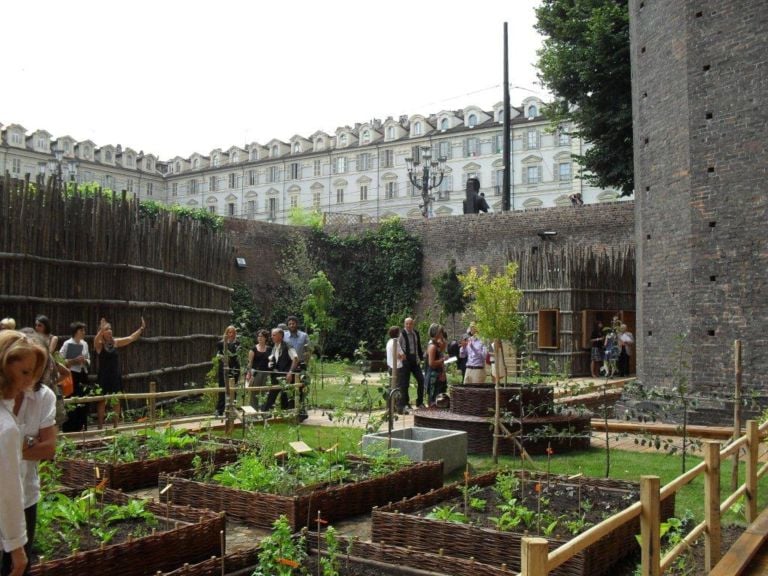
[405, 146, 447, 218]
[49, 144, 64, 188]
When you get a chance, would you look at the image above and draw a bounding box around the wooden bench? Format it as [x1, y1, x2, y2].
[711, 507, 768, 576]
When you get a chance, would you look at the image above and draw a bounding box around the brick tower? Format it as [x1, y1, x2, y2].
[630, 0, 768, 419]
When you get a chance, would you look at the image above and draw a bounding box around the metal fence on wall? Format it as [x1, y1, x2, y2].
[0, 175, 234, 393]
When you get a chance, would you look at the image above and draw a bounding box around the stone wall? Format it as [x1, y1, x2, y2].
[631, 0, 768, 405]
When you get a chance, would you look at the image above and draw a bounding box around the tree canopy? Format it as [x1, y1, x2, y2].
[535, 0, 633, 196]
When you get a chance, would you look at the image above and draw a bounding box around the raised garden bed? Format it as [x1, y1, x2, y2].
[159, 458, 443, 531]
[29, 488, 224, 576]
[372, 470, 675, 576]
[58, 433, 240, 491]
[451, 384, 555, 417]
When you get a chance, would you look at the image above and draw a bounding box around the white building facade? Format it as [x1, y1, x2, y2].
[1, 97, 623, 223]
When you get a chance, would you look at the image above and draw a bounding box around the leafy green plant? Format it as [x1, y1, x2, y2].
[426, 505, 469, 524]
[252, 515, 307, 576]
[319, 526, 341, 576]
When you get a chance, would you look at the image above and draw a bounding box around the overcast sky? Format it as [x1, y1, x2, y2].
[2, 0, 545, 160]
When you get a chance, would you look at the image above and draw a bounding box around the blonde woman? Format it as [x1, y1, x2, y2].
[215, 326, 240, 417]
[0, 331, 47, 576]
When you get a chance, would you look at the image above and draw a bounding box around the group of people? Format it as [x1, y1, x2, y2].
[1, 315, 145, 434]
[590, 317, 634, 378]
[215, 316, 310, 419]
[386, 317, 511, 415]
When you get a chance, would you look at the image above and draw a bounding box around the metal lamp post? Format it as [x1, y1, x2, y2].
[405, 146, 447, 218]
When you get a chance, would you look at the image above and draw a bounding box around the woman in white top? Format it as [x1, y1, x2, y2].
[13, 332, 57, 572]
[0, 330, 47, 576]
[386, 326, 408, 414]
[59, 322, 90, 432]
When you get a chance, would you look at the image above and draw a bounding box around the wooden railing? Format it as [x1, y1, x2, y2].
[520, 419, 768, 576]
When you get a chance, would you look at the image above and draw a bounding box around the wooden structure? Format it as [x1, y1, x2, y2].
[513, 246, 635, 376]
[0, 175, 233, 393]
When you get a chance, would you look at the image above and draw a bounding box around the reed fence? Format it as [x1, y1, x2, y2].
[0, 175, 233, 393]
[512, 246, 635, 375]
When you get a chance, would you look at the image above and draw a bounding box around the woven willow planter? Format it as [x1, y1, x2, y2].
[29, 488, 224, 576]
[372, 470, 675, 576]
[450, 384, 555, 417]
[159, 459, 443, 531]
[58, 437, 240, 491]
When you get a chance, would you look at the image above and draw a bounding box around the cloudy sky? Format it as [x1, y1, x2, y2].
[2, 0, 545, 160]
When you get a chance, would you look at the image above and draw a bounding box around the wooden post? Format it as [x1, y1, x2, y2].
[225, 377, 236, 436]
[731, 340, 742, 492]
[493, 338, 501, 464]
[520, 537, 549, 576]
[745, 419, 758, 523]
[149, 381, 157, 426]
[640, 475, 661, 576]
[704, 441, 721, 572]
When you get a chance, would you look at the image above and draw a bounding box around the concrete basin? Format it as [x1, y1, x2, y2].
[363, 427, 467, 474]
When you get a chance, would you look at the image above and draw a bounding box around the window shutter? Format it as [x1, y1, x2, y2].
[523, 134, 529, 151]
[538, 166, 543, 183]
[412, 146, 420, 164]
[553, 164, 559, 181]
[522, 168, 528, 184]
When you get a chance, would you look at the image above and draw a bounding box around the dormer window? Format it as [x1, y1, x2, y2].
[468, 114, 478, 128]
[145, 158, 153, 171]
[440, 118, 449, 131]
[193, 158, 200, 169]
[105, 150, 113, 162]
[126, 154, 133, 167]
[213, 155, 220, 167]
[175, 161, 181, 173]
[11, 132, 23, 145]
[498, 110, 504, 123]
[37, 136, 47, 150]
[250, 149, 258, 161]
[528, 105, 538, 118]
[386, 126, 395, 140]
[293, 142, 301, 153]
[340, 134, 348, 147]
[361, 130, 371, 144]
[83, 145, 90, 157]
[413, 122, 422, 136]
[271, 145, 279, 158]
[316, 138, 325, 150]
[231, 152, 239, 163]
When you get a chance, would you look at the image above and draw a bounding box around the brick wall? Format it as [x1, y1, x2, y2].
[631, 0, 768, 405]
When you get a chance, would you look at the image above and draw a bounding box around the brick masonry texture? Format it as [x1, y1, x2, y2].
[226, 200, 634, 336]
[631, 0, 768, 403]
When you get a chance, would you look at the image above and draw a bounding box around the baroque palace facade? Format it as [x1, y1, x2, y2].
[0, 96, 621, 223]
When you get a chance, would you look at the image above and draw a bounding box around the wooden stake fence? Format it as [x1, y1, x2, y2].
[520, 418, 768, 575]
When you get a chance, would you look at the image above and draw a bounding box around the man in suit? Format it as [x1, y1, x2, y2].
[398, 317, 425, 409]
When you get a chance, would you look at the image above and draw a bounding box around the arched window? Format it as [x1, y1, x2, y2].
[193, 158, 199, 169]
[498, 110, 504, 123]
[271, 145, 279, 158]
[213, 155, 220, 167]
[340, 134, 348, 147]
[293, 142, 301, 153]
[528, 105, 538, 118]
[175, 161, 181, 173]
[440, 118, 449, 130]
[468, 114, 477, 127]
[316, 138, 325, 150]
[231, 152, 239, 163]
[361, 130, 370, 144]
[414, 122, 422, 136]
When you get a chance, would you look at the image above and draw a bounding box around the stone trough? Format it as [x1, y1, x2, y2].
[362, 427, 467, 474]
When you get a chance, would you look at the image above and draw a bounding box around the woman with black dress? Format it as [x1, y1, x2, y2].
[245, 329, 271, 410]
[216, 326, 241, 417]
[93, 317, 145, 428]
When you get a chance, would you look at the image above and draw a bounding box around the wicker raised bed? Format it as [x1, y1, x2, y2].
[159, 459, 443, 531]
[58, 436, 240, 491]
[29, 488, 224, 576]
[450, 384, 555, 417]
[372, 470, 675, 576]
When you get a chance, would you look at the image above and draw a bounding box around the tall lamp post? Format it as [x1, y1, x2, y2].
[48, 145, 64, 189]
[405, 146, 447, 218]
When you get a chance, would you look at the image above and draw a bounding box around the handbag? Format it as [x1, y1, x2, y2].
[485, 352, 492, 365]
[59, 373, 74, 397]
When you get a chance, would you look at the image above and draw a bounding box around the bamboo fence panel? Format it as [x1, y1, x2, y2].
[0, 175, 233, 393]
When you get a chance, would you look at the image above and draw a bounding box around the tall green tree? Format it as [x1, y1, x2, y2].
[535, 0, 633, 196]
[431, 259, 468, 336]
[301, 270, 336, 359]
